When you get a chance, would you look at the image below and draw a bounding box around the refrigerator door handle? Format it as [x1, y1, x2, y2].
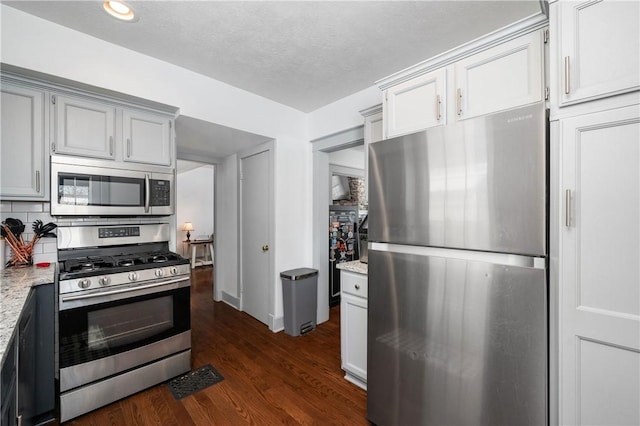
[369, 242, 546, 269]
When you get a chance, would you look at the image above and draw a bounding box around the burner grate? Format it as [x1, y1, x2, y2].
[64, 256, 116, 273]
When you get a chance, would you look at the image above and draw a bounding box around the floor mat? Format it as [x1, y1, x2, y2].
[166, 364, 224, 399]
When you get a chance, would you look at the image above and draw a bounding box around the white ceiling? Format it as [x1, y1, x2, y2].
[3, 0, 542, 113]
[3, 1, 542, 160]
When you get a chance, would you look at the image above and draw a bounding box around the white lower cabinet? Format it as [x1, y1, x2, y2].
[340, 269, 367, 390]
[559, 104, 640, 425]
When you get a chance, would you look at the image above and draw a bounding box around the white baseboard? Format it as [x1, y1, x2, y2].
[221, 291, 240, 309]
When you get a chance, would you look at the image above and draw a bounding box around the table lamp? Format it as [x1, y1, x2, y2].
[183, 222, 194, 242]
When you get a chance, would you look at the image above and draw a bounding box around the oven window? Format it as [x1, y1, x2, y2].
[59, 286, 190, 368]
[58, 173, 145, 207]
[87, 296, 174, 351]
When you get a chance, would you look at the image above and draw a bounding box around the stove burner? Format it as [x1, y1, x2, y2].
[151, 255, 168, 263]
[117, 259, 136, 267]
[64, 257, 116, 274]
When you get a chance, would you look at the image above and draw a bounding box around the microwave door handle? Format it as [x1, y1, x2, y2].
[144, 174, 151, 213]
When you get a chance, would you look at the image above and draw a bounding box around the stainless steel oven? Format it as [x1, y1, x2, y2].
[56, 224, 190, 422]
[51, 155, 174, 216]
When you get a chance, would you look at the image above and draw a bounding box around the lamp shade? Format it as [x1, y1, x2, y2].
[182, 222, 194, 232]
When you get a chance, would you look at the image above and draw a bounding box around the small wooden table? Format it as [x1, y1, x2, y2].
[184, 239, 214, 269]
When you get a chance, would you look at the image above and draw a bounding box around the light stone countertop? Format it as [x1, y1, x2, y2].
[0, 264, 56, 363]
[336, 260, 368, 275]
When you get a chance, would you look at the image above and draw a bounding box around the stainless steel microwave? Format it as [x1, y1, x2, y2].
[51, 155, 174, 216]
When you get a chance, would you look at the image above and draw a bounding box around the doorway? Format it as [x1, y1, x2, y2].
[176, 160, 215, 294]
[312, 125, 366, 324]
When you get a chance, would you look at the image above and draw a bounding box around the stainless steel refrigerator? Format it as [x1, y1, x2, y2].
[367, 103, 548, 426]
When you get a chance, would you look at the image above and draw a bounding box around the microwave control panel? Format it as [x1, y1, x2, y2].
[150, 179, 171, 206]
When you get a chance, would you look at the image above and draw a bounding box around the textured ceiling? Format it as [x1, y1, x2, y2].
[3, 1, 541, 113]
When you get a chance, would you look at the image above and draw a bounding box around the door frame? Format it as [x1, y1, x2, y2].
[238, 140, 276, 329]
[311, 125, 364, 324]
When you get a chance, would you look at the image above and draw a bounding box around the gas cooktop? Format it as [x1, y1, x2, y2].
[59, 251, 189, 280]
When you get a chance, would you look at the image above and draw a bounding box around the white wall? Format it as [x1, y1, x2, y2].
[1, 5, 312, 327]
[329, 146, 365, 170]
[176, 163, 214, 255]
[308, 85, 382, 140]
[215, 153, 239, 304]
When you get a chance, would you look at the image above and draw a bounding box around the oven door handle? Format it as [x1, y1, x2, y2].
[61, 277, 189, 303]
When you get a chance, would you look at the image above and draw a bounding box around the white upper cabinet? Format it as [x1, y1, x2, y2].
[1, 82, 48, 200]
[454, 29, 544, 120]
[379, 24, 547, 138]
[365, 109, 384, 145]
[52, 93, 174, 167]
[557, 0, 640, 106]
[52, 94, 116, 160]
[123, 109, 172, 166]
[384, 68, 445, 138]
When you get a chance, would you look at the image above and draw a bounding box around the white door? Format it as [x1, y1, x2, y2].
[560, 104, 640, 425]
[240, 148, 272, 326]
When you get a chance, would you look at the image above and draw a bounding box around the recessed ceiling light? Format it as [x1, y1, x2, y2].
[103, 1, 137, 22]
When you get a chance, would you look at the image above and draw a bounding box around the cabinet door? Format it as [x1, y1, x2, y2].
[1, 83, 47, 200]
[363, 108, 383, 202]
[123, 110, 172, 166]
[53, 95, 115, 159]
[384, 68, 445, 138]
[17, 291, 36, 425]
[1, 335, 17, 426]
[560, 105, 640, 425]
[454, 29, 544, 120]
[558, 0, 640, 106]
[341, 290, 367, 384]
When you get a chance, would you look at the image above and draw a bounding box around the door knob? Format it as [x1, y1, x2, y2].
[262, 245, 269, 252]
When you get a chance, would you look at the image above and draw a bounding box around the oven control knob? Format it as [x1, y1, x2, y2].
[170, 267, 178, 275]
[155, 269, 164, 278]
[128, 272, 138, 282]
[78, 278, 91, 289]
[98, 276, 110, 286]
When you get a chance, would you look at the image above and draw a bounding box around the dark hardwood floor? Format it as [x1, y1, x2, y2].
[66, 266, 368, 425]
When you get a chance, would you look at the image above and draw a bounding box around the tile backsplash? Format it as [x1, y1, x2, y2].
[1, 200, 170, 266]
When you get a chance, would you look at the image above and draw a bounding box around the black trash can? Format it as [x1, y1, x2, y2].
[280, 268, 318, 336]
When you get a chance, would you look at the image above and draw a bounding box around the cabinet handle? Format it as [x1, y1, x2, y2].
[564, 56, 571, 95]
[109, 136, 114, 156]
[565, 189, 572, 227]
[35, 170, 40, 193]
[355, 284, 360, 290]
[436, 95, 442, 121]
[456, 88, 462, 115]
[127, 138, 131, 157]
